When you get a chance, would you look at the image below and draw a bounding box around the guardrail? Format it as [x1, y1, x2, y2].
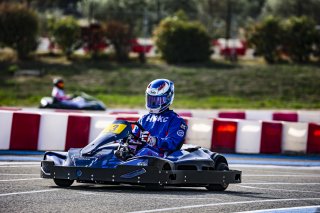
[0, 109, 319, 154]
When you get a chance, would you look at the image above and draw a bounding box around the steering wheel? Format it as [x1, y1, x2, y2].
[115, 121, 147, 160]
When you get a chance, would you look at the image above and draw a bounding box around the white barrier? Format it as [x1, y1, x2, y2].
[245, 110, 273, 121]
[89, 115, 115, 142]
[298, 111, 320, 123]
[282, 122, 308, 153]
[7, 108, 320, 122]
[235, 120, 262, 153]
[0, 109, 318, 154]
[185, 118, 212, 149]
[190, 110, 218, 119]
[0, 111, 13, 149]
[37, 112, 68, 151]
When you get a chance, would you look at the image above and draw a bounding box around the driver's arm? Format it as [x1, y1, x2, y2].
[155, 117, 188, 152]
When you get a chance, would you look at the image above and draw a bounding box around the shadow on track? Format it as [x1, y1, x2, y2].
[48, 184, 270, 199]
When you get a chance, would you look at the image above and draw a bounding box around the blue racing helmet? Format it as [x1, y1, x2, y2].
[145, 79, 174, 114]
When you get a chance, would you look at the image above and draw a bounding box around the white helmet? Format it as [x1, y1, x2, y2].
[145, 79, 175, 114]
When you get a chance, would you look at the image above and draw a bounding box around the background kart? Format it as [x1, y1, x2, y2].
[39, 92, 106, 111]
[41, 120, 241, 190]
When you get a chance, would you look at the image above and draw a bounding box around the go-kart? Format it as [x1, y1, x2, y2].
[39, 92, 106, 111]
[41, 120, 241, 191]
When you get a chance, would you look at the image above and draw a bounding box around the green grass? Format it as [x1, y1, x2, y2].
[0, 56, 319, 109]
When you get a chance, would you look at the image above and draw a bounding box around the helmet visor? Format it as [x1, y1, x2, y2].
[146, 94, 167, 109]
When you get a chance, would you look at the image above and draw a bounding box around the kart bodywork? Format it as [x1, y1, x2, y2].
[41, 120, 241, 190]
[39, 93, 106, 111]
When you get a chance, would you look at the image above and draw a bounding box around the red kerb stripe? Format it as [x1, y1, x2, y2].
[9, 113, 41, 150]
[218, 112, 246, 119]
[273, 112, 298, 122]
[260, 122, 282, 153]
[307, 123, 320, 154]
[211, 119, 237, 153]
[65, 115, 91, 151]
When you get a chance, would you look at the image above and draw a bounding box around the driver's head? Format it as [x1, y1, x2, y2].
[145, 79, 174, 114]
[53, 78, 64, 89]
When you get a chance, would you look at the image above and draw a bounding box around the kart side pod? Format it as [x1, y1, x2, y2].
[41, 160, 241, 188]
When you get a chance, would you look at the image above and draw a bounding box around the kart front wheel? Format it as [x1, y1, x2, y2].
[53, 179, 74, 187]
[206, 162, 229, 191]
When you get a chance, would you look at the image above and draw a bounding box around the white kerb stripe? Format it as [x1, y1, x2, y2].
[0, 173, 39, 176]
[238, 185, 320, 195]
[37, 112, 68, 151]
[0, 189, 60, 197]
[128, 198, 320, 213]
[241, 182, 320, 185]
[235, 205, 320, 213]
[0, 178, 42, 182]
[244, 174, 320, 177]
[0, 111, 13, 149]
[281, 122, 308, 153]
[235, 120, 262, 153]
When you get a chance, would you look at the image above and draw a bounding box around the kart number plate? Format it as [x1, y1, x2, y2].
[102, 124, 127, 134]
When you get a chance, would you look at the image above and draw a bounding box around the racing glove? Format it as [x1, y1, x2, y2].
[140, 131, 157, 147]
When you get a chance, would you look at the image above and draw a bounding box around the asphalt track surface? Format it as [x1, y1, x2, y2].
[0, 155, 320, 213]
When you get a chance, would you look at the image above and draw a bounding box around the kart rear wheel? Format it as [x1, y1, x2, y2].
[206, 162, 229, 191]
[53, 179, 74, 187]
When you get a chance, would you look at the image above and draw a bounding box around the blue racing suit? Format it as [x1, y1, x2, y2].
[132, 109, 188, 156]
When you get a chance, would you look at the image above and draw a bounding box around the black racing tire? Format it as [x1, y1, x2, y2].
[53, 179, 74, 187]
[206, 162, 229, 191]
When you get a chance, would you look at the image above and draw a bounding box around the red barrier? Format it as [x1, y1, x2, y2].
[130, 39, 153, 53]
[260, 122, 283, 153]
[55, 109, 83, 113]
[211, 119, 237, 153]
[273, 112, 298, 122]
[177, 112, 192, 117]
[65, 115, 91, 150]
[9, 113, 41, 150]
[218, 111, 245, 119]
[116, 116, 139, 122]
[110, 111, 139, 115]
[307, 123, 320, 154]
[0, 107, 22, 111]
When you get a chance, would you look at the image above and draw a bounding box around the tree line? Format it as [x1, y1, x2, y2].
[0, 1, 320, 63]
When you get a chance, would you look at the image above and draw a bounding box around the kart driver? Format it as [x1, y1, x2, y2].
[52, 78, 72, 101]
[51, 78, 85, 106]
[131, 79, 188, 157]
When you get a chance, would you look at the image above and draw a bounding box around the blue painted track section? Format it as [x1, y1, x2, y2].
[224, 154, 320, 167]
[228, 159, 320, 167]
[0, 156, 42, 161]
[0, 150, 45, 155]
[224, 153, 320, 160]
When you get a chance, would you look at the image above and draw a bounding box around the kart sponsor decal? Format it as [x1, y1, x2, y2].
[180, 124, 187, 130]
[120, 168, 147, 179]
[150, 89, 157, 94]
[102, 124, 126, 134]
[177, 130, 185, 137]
[146, 115, 169, 123]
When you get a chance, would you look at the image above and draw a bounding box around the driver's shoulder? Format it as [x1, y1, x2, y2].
[167, 110, 187, 126]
